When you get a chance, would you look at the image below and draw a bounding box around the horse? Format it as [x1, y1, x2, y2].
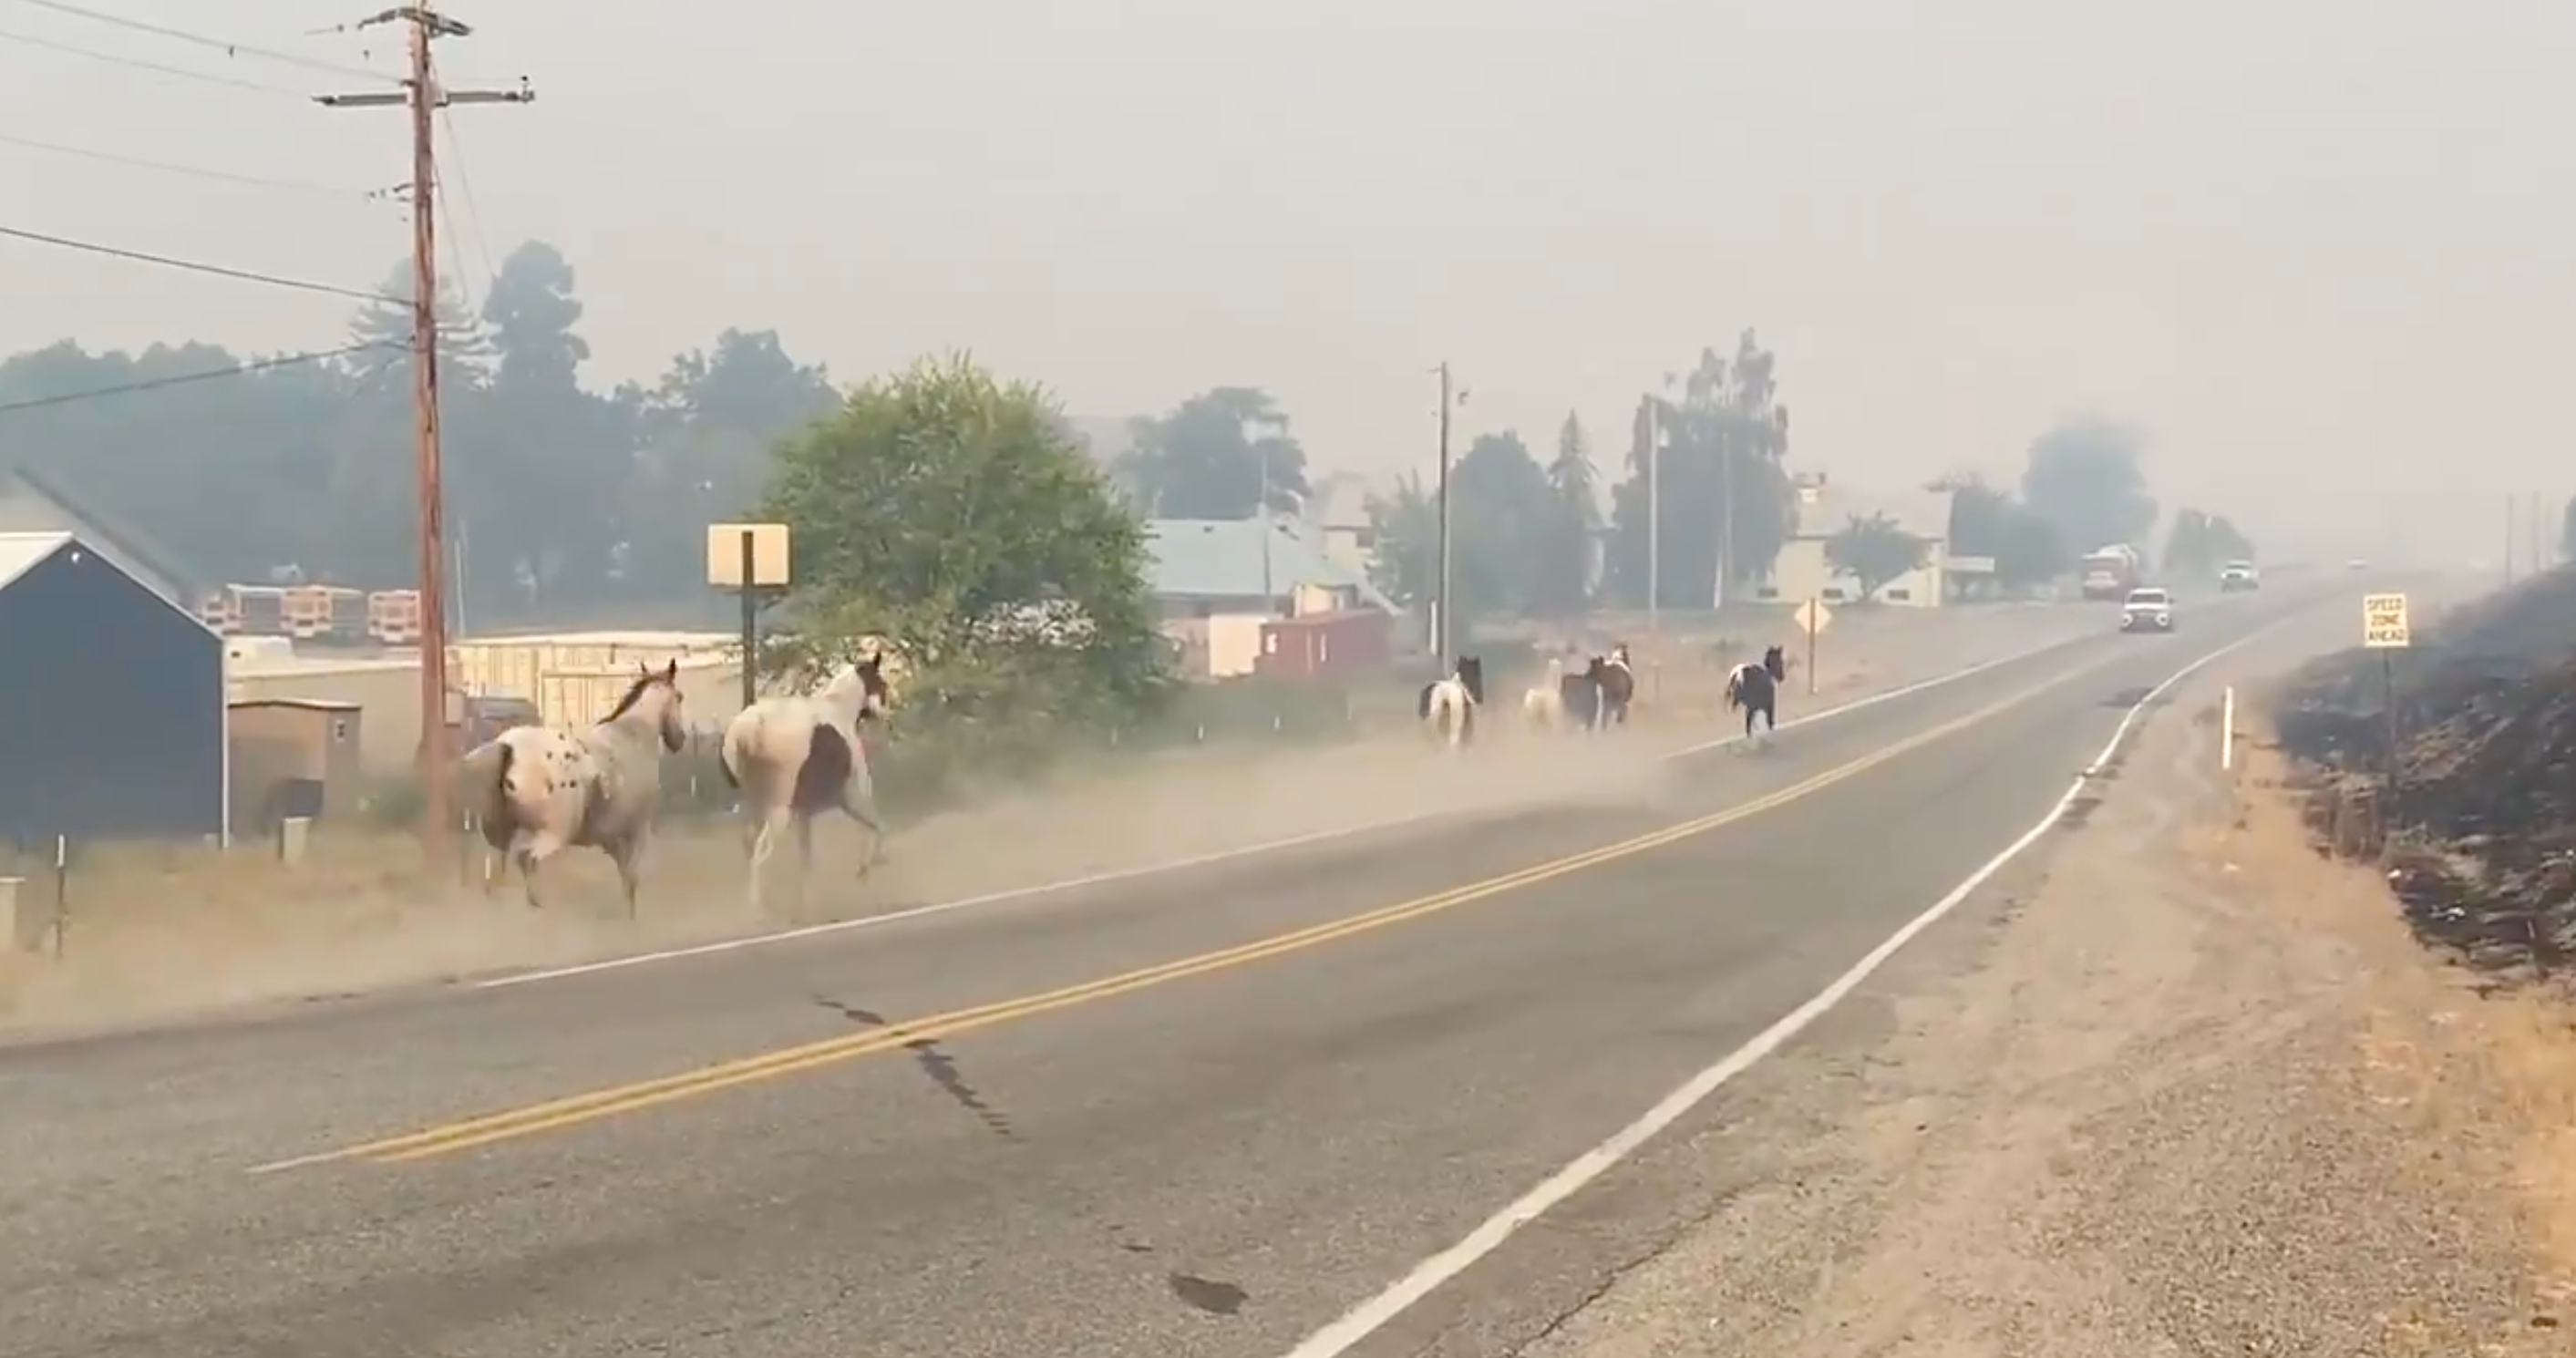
[1417, 655, 1485, 748]
[1594, 643, 1637, 729]
[466, 659, 688, 915]
[1726, 644, 1788, 741]
[718, 653, 896, 915]
[1522, 655, 1569, 732]
[1558, 658, 1602, 733]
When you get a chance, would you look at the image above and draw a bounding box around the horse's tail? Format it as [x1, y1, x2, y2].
[717, 714, 748, 789]
[1417, 683, 1436, 722]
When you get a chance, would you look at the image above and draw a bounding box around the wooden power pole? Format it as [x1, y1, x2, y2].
[318, 7, 531, 856]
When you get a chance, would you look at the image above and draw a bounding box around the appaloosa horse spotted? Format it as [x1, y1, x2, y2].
[465, 659, 688, 915]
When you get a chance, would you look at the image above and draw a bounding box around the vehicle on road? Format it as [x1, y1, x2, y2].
[2218, 560, 2261, 592]
[2120, 586, 2177, 633]
[2079, 544, 2146, 601]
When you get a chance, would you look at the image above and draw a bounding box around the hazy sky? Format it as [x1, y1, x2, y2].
[5, 0, 2571, 563]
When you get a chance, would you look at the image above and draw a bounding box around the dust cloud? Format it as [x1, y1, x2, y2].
[0, 607, 2092, 1038]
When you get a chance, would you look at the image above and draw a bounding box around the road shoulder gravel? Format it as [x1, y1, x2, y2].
[1516, 664, 2565, 1357]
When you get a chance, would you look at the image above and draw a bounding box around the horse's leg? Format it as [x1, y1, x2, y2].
[510, 830, 564, 910]
[792, 814, 817, 921]
[839, 785, 889, 875]
[747, 806, 788, 914]
[611, 833, 644, 920]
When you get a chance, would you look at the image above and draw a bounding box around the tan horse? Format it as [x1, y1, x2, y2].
[463, 660, 687, 915]
[718, 653, 894, 916]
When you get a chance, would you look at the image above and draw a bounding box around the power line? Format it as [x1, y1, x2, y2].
[0, 342, 398, 415]
[3, 0, 395, 83]
[0, 222, 398, 303]
[0, 129, 388, 200]
[437, 108, 498, 291]
[0, 25, 310, 96]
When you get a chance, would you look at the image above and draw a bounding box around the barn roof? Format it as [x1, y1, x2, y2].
[0, 530, 71, 592]
[1143, 518, 1396, 611]
[0, 529, 218, 634]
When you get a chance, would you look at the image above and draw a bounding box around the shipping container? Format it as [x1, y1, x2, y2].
[1254, 610, 1394, 680]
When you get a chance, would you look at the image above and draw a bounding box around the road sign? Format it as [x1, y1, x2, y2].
[2362, 592, 2410, 648]
[1792, 598, 1834, 636]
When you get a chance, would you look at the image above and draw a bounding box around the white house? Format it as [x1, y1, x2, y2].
[1761, 472, 1953, 608]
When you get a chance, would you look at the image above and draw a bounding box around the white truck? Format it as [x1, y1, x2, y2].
[2219, 559, 2260, 592]
[2120, 586, 2177, 633]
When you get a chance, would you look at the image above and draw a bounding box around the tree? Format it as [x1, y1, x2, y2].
[1532, 410, 1600, 620]
[1934, 472, 2067, 590]
[481, 241, 590, 392]
[2019, 417, 2157, 556]
[758, 352, 1169, 724]
[345, 259, 494, 390]
[1364, 473, 1437, 610]
[1449, 428, 1554, 623]
[1603, 332, 1798, 608]
[617, 328, 840, 601]
[1117, 386, 1309, 519]
[1825, 512, 1929, 602]
[2161, 506, 2257, 579]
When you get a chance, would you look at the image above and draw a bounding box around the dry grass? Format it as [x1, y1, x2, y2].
[2200, 732, 2576, 1318]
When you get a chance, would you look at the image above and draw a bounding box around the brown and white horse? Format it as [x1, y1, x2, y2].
[464, 660, 688, 915]
[718, 653, 895, 915]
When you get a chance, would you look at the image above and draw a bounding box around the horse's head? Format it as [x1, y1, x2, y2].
[1584, 655, 1607, 680]
[1763, 644, 1787, 681]
[1455, 655, 1485, 704]
[823, 651, 896, 723]
[1609, 643, 1632, 668]
[604, 659, 688, 751]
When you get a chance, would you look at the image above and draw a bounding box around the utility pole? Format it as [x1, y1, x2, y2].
[318, 7, 532, 857]
[1645, 396, 1662, 648]
[1434, 363, 1455, 668]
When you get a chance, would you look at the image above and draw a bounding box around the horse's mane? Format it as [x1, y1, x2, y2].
[602, 669, 671, 724]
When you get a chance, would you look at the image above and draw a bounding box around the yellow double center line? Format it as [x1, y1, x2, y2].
[290, 656, 2098, 1169]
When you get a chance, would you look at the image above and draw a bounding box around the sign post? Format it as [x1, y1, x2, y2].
[707, 522, 791, 710]
[2361, 592, 2411, 813]
[1791, 597, 1834, 695]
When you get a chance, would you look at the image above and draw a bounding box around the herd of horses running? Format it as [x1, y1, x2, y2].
[1417, 642, 1788, 751]
[459, 637, 1791, 920]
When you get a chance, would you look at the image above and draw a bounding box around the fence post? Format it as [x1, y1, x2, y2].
[275, 816, 312, 867]
[0, 877, 36, 954]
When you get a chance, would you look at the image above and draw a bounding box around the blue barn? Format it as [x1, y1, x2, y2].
[0, 531, 225, 843]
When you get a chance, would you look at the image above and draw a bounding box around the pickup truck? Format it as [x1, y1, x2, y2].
[2120, 586, 2177, 633]
[2218, 560, 2260, 592]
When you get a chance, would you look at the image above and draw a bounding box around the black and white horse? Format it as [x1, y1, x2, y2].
[1418, 655, 1485, 748]
[1726, 644, 1788, 741]
[1594, 643, 1636, 729]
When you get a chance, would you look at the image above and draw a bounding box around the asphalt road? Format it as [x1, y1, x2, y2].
[1, 593, 2310, 1358]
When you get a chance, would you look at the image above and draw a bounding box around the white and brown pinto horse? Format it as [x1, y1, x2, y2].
[719, 653, 894, 914]
[1417, 654, 1485, 749]
[466, 659, 688, 915]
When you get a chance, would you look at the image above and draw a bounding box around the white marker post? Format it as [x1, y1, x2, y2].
[2221, 685, 2235, 772]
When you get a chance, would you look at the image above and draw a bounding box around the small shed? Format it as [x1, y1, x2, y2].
[1255, 610, 1394, 681]
[0, 531, 225, 842]
[228, 698, 364, 832]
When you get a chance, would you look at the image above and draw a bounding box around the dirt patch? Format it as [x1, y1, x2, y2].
[1521, 673, 2562, 1356]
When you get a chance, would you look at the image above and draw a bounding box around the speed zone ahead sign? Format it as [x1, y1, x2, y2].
[2363, 592, 2410, 648]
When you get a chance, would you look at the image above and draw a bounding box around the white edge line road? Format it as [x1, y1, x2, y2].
[475, 628, 2109, 992]
[1274, 611, 2288, 1358]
